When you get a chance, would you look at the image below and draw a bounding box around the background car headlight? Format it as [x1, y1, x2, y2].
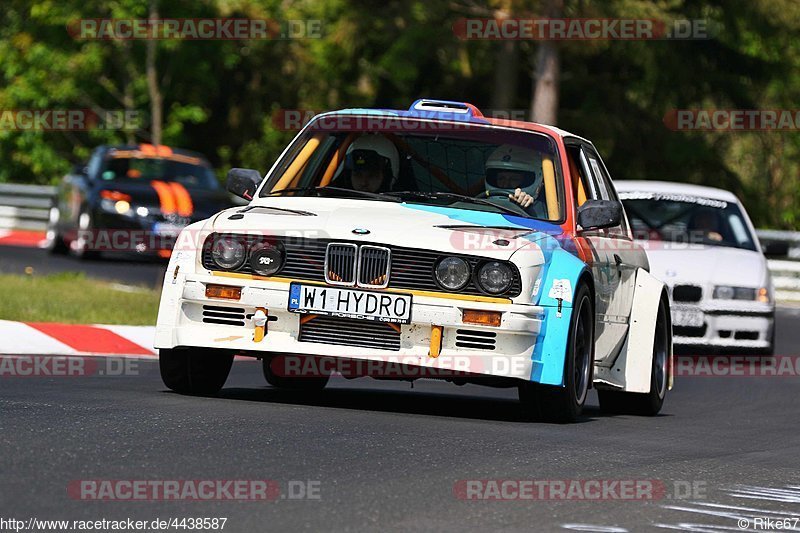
[713, 285, 757, 300]
[435, 256, 470, 291]
[477, 261, 514, 294]
[100, 198, 133, 216]
[211, 236, 247, 270]
[249, 242, 284, 276]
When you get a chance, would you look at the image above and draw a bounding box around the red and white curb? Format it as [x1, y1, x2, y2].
[0, 320, 156, 358]
[0, 229, 47, 248]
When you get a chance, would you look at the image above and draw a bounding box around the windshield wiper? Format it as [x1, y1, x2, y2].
[265, 186, 400, 202]
[391, 191, 528, 217]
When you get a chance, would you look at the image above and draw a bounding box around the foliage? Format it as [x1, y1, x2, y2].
[1, 0, 799, 227]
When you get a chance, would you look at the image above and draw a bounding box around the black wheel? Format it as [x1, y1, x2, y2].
[45, 206, 69, 255]
[519, 283, 594, 423]
[262, 355, 330, 390]
[598, 300, 669, 416]
[70, 210, 100, 260]
[159, 348, 234, 395]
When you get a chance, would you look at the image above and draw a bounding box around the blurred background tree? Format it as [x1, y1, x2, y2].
[0, 0, 798, 228]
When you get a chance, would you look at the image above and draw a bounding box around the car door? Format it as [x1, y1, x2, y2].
[582, 143, 643, 364]
[565, 141, 614, 362]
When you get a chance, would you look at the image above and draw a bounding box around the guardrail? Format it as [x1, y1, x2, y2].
[0, 183, 55, 232]
[767, 260, 800, 303]
[0, 182, 799, 302]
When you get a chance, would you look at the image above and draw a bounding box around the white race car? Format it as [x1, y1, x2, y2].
[155, 99, 673, 422]
[617, 181, 775, 354]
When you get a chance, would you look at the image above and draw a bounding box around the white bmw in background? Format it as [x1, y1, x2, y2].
[616, 181, 775, 354]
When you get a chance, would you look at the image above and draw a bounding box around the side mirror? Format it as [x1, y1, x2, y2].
[762, 240, 789, 258]
[577, 200, 623, 231]
[226, 168, 262, 200]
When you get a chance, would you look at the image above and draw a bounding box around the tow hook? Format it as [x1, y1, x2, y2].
[253, 308, 268, 342]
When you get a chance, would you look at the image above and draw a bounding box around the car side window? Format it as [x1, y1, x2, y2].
[583, 147, 630, 236]
[565, 144, 597, 205]
[86, 150, 103, 180]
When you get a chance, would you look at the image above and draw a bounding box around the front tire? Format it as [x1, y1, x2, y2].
[519, 283, 594, 423]
[598, 300, 669, 416]
[70, 210, 100, 260]
[160, 348, 234, 395]
[45, 207, 69, 255]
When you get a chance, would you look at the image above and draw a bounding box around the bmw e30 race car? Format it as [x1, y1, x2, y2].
[155, 99, 673, 422]
[46, 144, 233, 259]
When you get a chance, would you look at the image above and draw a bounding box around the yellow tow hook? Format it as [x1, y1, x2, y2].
[428, 325, 443, 358]
[253, 308, 268, 343]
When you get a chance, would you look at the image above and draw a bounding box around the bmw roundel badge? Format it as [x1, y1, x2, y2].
[352, 228, 370, 235]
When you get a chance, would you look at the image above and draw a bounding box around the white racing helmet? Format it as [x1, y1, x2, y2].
[484, 144, 543, 197]
[347, 135, 399, 180]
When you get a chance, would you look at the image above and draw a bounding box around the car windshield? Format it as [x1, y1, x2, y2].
[258, 119, 564, 221]
[100, 155, 219, 190]
[619, 192, 757, 251]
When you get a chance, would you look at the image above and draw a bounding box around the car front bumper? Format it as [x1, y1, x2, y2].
[155, 272, 547, 381]
[671, 303, 775, 351]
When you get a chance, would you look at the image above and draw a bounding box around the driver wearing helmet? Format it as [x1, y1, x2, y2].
[346, 135, 400, 193]
[484, 144, 544, 213]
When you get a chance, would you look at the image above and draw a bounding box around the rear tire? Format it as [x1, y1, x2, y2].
[262, 355, 330, 390]
[519, 283, 594, 423]
[598, 300, 669, 416]
[160, 348, 234, 395]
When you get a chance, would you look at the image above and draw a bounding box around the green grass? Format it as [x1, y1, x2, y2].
[0, 272, 160, 325]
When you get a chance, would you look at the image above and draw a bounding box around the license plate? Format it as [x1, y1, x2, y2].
[288, 283, 412, 324]
[152, 222, 186, 236]
[672, 306, 704, 327]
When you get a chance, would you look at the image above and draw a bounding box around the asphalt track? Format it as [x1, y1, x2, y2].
[0, 245, 167, 288]
[1, 245, 799, 531]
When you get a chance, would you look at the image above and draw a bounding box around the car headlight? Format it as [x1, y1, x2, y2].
[211, 236, 247, 270]
[249, 242, 284, 276]
[100, 198, 132, 216]
[713, 286, 757, 300]
[477, 261, 514, 294]
[435, 256, 470, 291]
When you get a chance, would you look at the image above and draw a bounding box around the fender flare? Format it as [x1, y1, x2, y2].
[530, 248, 592, 386]
[154, 221, 207, 349]
[595, 268, 672, 393]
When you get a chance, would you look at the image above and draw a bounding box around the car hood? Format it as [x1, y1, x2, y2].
[208, 197, 561, 260]
[644, 244, 768, 287]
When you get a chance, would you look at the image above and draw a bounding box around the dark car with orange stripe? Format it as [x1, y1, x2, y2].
[46, 144, 233, 259]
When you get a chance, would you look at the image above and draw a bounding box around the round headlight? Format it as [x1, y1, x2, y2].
[249, 242, 284, 276]
[477, 261, 514, 294]
[211, 235, 246, 270]
[435, 256, 471, 291]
